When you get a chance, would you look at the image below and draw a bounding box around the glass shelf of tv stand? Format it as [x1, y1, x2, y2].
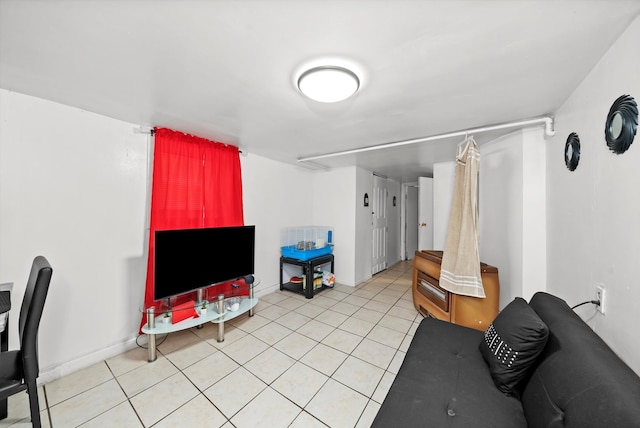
[142, 296, 257, 332]
[141, 279, 259, 362]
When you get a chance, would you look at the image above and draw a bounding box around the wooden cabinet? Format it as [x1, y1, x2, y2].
[412, 250, 499, 331]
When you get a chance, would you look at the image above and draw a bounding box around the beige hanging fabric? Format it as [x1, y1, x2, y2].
[439, 137, 485, 298]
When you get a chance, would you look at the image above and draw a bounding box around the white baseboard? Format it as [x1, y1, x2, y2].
[256, 283, 279, 296]
[37, 283, 301, 386]
[38, 336, 140, 385]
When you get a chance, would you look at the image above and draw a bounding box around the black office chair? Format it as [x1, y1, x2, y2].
[0, 256, 52, 427]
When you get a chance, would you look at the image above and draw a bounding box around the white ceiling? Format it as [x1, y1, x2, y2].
[2, 0, 640, 182]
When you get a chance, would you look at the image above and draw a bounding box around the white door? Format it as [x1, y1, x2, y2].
[418, 176, 434, 250]
[405, 185, 418, 260]
[372, 175, 388, 274]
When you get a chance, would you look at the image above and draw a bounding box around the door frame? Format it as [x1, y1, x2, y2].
[418, 176, 434, 250]
[401, 182, 418, 260]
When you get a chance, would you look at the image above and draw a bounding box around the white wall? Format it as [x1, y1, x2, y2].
[386, 178, 402, 266]
[521, 128, 547, 300]
[0, 89, 150, 382]
[433, 161, 455, 249]
[479, 128, 547, 306]
[311, 166, 358, 285]
[546, 16, 640, 374]
[240, 153, 314, 294]
[479, 132, 523, 306]
[353, 168, 372, 285]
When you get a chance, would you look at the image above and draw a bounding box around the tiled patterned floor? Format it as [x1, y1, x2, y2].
[1, 261, 419, 427]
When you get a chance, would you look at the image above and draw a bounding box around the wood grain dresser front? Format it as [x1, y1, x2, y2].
[412, 250, 500, 331]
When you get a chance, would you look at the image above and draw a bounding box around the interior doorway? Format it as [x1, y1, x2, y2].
[404, 184, 418, 260]
[402, 177, 433, 261]
[418, 176, 434, 250]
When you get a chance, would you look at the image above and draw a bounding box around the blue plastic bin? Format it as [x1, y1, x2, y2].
[281, 244, 333, 261]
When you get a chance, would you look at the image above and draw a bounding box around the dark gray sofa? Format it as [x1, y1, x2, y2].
[372, 292, 640, 427]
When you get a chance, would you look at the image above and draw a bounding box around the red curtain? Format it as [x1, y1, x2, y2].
[140, 128, 245, 331]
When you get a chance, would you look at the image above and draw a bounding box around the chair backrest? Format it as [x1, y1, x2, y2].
[18, 256, 53, 382]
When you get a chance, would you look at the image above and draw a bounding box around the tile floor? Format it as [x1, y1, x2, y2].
[1, 261, 420, 427]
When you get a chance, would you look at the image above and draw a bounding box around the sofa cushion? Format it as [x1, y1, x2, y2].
[523, 292, 640, 428]
[479, 297, 549, 397]
[372, 317, 526, 428]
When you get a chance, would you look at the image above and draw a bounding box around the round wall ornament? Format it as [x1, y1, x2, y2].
[604, 94, 638, 154]
[565, 132, 580, 171]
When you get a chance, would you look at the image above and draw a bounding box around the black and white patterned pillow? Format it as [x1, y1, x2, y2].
[479, 297, 549, 397]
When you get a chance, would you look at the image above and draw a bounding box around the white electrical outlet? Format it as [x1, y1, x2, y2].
[596, 284, 606, 315]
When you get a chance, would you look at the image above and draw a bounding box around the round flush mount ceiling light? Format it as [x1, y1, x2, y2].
[297, 66, 360, 103]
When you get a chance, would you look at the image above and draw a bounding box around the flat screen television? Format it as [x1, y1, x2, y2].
[154, 225, 255, 301]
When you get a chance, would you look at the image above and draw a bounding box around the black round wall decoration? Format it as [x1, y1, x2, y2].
[565, 132, 580, 171]
[604, 94, 638, 154]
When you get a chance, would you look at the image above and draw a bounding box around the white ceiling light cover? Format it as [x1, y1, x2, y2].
[298, 66, 360, 103]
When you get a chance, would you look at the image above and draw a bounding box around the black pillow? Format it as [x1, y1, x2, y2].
[479, 297, 549, 397]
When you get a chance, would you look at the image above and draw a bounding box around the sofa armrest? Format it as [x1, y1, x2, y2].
[524, 292, 640, 428]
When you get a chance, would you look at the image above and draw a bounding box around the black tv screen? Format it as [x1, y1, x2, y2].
[154, 225, 255, 301]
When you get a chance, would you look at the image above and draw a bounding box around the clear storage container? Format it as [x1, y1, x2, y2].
[280, 226, 333, 260]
